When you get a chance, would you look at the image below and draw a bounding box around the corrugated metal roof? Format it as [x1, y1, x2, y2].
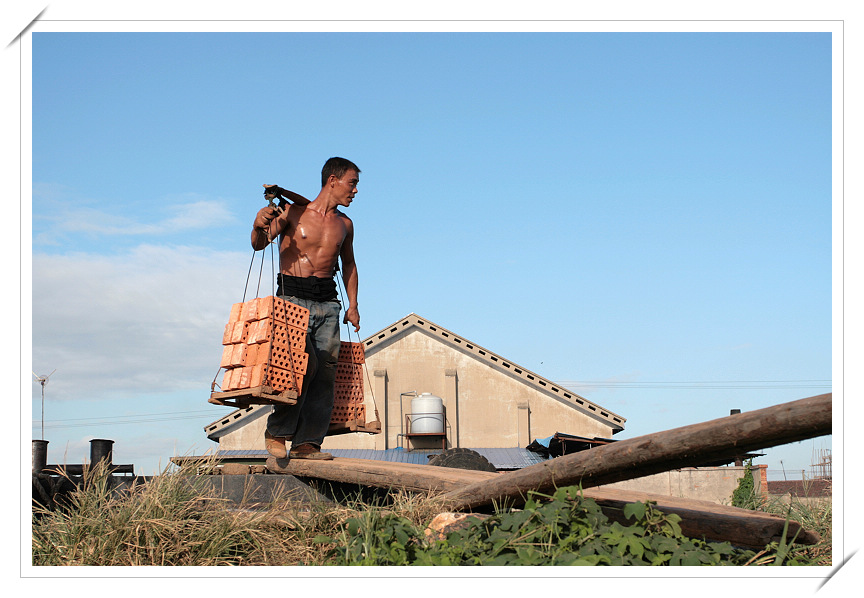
[473, 447, 547, 469]
[215, 447, 547, 470]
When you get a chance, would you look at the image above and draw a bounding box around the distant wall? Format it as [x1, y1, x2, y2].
[324, 328, 620, 451]
[598, 465, 767, 505]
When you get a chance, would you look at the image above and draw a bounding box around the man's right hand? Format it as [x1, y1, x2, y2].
[253, 206, 278, 230]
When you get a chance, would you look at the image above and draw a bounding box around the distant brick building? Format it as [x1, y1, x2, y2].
[767, 479, 832, 498]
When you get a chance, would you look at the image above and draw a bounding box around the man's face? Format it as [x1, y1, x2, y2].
[334, 170, 359, 206]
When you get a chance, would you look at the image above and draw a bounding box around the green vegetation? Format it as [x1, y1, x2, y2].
[32, 461, 831, 566]
[731, 459, 760, 509]
[319, 485, 814, 566]
[735, 477, 833, 567]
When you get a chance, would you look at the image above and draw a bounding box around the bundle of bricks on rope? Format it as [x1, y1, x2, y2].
[332, 340, 366, 424]
[219, 296, 310, 393]
[218, 295, 368, 424]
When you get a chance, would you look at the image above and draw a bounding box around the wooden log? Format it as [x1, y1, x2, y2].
[263, 456, 819, 548]
[440, 393, 832, 511]
[265, 456, 496, 493]
[582, 487, 820, 549]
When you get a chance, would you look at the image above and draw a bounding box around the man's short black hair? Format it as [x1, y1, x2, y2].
[321, 157, 361, 187]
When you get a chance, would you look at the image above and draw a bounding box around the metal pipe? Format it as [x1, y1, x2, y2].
[90, 438, 114, 467]
[32, 439, 49, 473]
[399, 391, 417, 444]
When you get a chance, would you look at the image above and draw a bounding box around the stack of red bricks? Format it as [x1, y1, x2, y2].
[219, 296, 310, 394]
[332, 341, 366, 424]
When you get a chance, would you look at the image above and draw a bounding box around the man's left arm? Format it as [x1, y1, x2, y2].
[340, 219, 360, 332]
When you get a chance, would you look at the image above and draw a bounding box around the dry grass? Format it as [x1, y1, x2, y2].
[32, 460, 832, 567]
[31, 459, 447, 566]
[760, 493, 832, 566]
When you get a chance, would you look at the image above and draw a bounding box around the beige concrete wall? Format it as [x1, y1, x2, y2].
[214, 407, 269, 451]
[323, 329, 615, 451]
[599, 465, 766, 505]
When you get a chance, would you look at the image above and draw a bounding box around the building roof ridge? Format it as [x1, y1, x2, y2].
[362, 313, 626, 430]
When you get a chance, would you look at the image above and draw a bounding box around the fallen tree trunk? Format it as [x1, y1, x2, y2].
[582, 487, 820, 550]
[265, 455, 497, 493]
[264, 456, 820, 548]
[441, 393, 831, 511]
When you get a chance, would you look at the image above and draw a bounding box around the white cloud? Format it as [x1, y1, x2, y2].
[32, 243, 261, 403]
[33, 191, 238, 243]
[159, 198, 237, 232]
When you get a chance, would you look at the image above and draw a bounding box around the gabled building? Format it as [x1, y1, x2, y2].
[205, 313, 626, 453]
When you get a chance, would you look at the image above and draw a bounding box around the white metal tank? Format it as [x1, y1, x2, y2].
[410, 393, 445, 434]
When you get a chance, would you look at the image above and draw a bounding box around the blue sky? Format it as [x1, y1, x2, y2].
[27, 29, 834, 479]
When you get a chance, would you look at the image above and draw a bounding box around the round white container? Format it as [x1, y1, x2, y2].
[410, 393, 445, 434]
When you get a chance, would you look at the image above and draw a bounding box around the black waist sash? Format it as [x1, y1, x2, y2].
[276, 274, 338, 302]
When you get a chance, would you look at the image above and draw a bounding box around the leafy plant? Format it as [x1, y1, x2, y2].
[319, 485, 786, 566]
[32, 463, 828, 567]
[731, 459, 762, 510]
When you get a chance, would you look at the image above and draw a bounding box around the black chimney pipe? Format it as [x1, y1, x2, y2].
[89, 439, 114, 467]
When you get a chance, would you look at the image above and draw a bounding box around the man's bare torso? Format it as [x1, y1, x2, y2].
[272, 204, 352, 279]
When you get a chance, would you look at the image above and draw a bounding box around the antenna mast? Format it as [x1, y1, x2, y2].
[33, 370, 56, 441]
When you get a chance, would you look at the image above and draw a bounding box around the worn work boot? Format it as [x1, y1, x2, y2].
[265, 431, 288, 459]
[288, 443, 334, 460]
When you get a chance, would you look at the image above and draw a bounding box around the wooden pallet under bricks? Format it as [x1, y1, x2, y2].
[209, 296, 310, 408]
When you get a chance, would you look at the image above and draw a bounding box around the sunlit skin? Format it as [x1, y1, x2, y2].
[252, 170, 360, 331]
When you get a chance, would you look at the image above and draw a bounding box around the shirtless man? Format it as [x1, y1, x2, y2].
[251, 157, 361, 460]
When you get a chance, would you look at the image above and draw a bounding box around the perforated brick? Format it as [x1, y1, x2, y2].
[220, 343, 248, 369]
[219, 345, 234, 369]
[235, 366, 254, 389]
[228, 302, 243, 324]
[222, 320, 250, 345]
[216, 296, 313, 396]
[221, 368, 238, 391]
[246, 363, 304, 393]
[335, 362, 364, 385]
[338, 341, 365, 364]
[255, 296, 311, 328]
[247, 319, 307, 351]
[240, 298, 260, 322]
[244, 319, 267, 344]
[245, 340, 309, 372]
[277, 297, 310, 329]
[241, 342, 259, 366]
[264, 343, 309, 374]
[274, 321, 308, 351]
[330, 403, 365, 423]
[334, 385, 365, 405]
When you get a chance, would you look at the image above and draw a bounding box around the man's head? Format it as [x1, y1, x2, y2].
[321, 157, 361, 188]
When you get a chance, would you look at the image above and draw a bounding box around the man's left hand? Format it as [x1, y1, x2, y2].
[343, 306, 360, 332]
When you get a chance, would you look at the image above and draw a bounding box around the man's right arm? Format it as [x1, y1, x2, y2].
[251, 206, 278, 250]
[263, 184, 311, 206]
